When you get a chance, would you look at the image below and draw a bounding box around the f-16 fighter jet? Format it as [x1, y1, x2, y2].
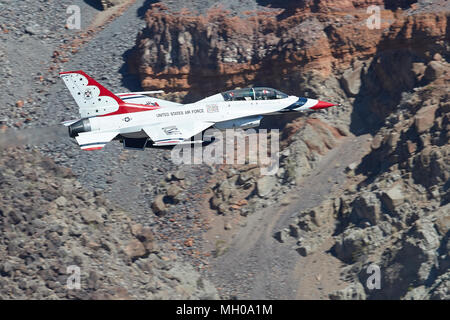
[60, 70, 339, 151]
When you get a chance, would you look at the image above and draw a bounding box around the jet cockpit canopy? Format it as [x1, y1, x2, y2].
[221, 87, 288, 101]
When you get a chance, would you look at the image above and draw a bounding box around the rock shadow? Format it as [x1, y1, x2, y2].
[118, 0, 159, 91]
[83, 0, 103, 11]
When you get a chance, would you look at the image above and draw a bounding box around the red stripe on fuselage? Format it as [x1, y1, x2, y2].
[59, 70, 162, 117]
[99, 103, 160, 116]
[123, 102, 159, 108]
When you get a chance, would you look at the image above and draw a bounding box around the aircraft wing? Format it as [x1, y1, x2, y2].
[142, 121, 213, 146]
[75, 131, 119, 151]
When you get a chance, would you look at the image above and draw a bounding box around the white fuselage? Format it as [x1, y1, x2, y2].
[61, 70, 337, 151]
[89, 95, 311, 138]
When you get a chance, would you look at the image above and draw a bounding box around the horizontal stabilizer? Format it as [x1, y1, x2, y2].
[75, 131, 118, 151]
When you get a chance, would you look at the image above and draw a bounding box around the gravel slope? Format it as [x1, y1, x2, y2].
[0, 0, 98, 123]
[0, 0, 285, 273]
[3, 0, 280, 280]
[209, 134, 372, 299]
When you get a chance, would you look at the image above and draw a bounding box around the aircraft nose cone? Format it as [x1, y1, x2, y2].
[310, 100, 338, 109]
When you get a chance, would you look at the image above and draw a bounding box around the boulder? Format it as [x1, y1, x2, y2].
[173, 170, 186, 180]
[424, 60, 449, 82]
[334, 226, 384, 263]
[217, 203, 229, 215]
[151, 194, 166, 215]
[131, 224, 154, 243]
[414, 105, 438, 134]
[24, 25, 40, 35]
[346, 162, 358, 172]
[124, 239, 147, 260]
[217, 180, 232, 200]
[341, 63, 364, 96]
[166, 184, 181, 198]
[310, 200, 334, 227]
[380, 185, 405, 213]
[353, 192, 381, 225]
[296, 240, 320, 257]
[210, 195, 223, 210]
[274, 230, 287, 243]
[411, 62, 426, 81]
[434, 205, 450, 236]
[80, 209, 104, 224]
[54, 196, 67, 207]
[329, 282, 366, 300]
[289, 224, 300, 238]
[256, 175, 276, 198]
[237, 168, 259, 185]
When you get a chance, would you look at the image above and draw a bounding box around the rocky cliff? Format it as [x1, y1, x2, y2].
[331, 69, 448, 299]
[290, 71, 449, 300]
[131, 1, 386, 102]
[129, 0, 449, 299]
[131, 1, 447, 108]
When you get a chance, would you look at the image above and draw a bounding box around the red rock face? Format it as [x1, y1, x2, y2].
[131, 1, 448, 103]
[249, 0, 393, 14]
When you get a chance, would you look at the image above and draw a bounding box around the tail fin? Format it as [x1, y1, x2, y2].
[59, 70, 124, 118]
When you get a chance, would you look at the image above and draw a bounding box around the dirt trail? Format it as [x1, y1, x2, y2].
[209, 133, 372, 299]
[89, 0, 136, 29]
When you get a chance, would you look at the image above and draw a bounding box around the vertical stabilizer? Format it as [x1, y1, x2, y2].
[59, 70, 124, 117]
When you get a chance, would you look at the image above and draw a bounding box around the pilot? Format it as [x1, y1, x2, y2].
[257, 89, 269, 100]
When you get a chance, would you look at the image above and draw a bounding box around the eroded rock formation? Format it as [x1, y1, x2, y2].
[286, 64, 449, 300]
[131, 0, 447, 109]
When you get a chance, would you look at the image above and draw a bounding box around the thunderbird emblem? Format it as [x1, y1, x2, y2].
[84, 89, 92, 99]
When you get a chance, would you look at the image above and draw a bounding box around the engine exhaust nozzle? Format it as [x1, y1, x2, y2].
[68, 119, 91, 138]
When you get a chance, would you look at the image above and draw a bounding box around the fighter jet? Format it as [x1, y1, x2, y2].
[60, 70, 338, 151]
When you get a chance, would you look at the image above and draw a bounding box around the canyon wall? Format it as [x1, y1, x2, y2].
[131, 1, 447, 110]
[129, 0, 449, 299]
